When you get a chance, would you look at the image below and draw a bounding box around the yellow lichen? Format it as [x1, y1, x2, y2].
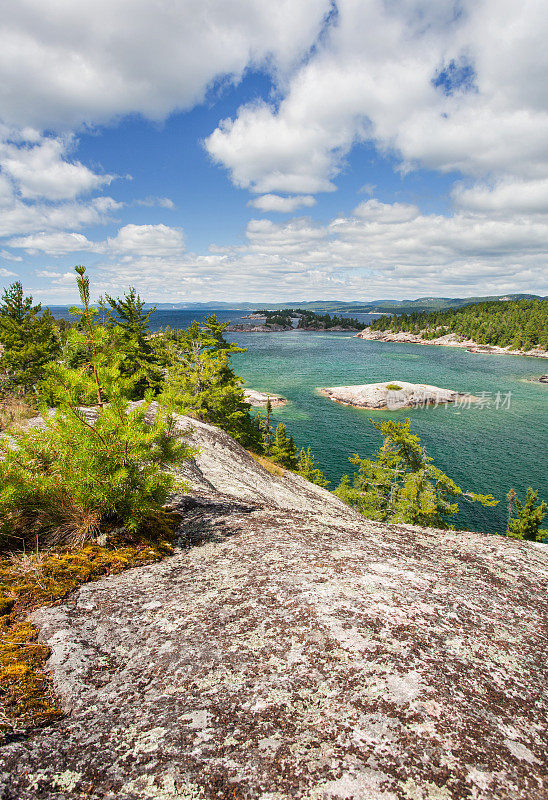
[0, 509, 180, 739]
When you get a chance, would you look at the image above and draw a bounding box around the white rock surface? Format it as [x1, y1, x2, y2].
[319, 381, 475, 409]
[243, 389, 287, 407]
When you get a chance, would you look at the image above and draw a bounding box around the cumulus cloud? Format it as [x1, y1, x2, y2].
[453, 178, 548, 215]
[9, 223, 186, 260]
[0, 0, 331, 130]
[0, 267, 17, 277]
[0, 196, 122, 238]
[135, 197, 175, 209]
[249, 194, 316, 212]
[9, 232, 97, 255]
[0, 135, 113, 200]
[205, 0, 548, 199]
[107, 224, 185, 257]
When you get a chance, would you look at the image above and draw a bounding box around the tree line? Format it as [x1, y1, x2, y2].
[369, 298, 548, 351]
[256, 309, 367, 330]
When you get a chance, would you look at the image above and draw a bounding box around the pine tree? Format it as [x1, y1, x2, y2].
[0, 282, 60, 394]
[335, 418, 498, 528]
[506, 488, 547, 541]
[105, 287, 162, 398]
[297, 446, 329, 487]
[261, 397, 274, 453]
[0, 267, 192, 549]
[160, 316, 261, 449]
[269, 423, 298, 468]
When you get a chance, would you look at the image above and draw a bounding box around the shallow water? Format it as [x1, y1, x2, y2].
[231, 330, 548, 535]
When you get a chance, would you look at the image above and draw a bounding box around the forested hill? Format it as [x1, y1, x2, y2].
[369, 298, 548, 351]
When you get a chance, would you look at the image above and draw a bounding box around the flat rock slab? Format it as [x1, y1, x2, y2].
[319, 382, 475, 410]
[243, 390, 287, 408]
[0, 416, 546, 800]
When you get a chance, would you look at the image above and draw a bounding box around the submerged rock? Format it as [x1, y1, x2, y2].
[0, 414, 546, 799]
[319, 381, 475, 410]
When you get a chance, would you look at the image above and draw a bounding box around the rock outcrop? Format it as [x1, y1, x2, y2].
[1, 414, 547, 800]
[243, 389, 287, 408]
[356, 329, 548, 359]
[319, 382, 475, 410]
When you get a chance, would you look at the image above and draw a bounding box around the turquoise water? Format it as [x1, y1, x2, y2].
[231, 331, 548, 535]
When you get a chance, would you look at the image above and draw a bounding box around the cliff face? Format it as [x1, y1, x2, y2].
[1, 414, 547, 800]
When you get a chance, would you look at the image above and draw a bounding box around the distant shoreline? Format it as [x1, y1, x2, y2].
[356, 328, 548, 359]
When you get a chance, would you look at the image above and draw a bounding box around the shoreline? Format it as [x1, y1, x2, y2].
[356, 328, 548, 359]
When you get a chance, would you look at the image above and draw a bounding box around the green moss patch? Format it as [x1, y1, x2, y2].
[0, 510, 180, 740]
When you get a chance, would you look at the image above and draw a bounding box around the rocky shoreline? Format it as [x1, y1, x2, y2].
[319, 381, 476, 410]
[356, 328, 548, 359]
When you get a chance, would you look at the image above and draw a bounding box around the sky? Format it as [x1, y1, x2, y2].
[0, 0, 547, 304]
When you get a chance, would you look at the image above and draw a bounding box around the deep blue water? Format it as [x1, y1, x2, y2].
[50, 307, 547, 535]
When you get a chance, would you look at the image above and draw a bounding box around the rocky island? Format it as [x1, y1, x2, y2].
[320, 381, 476, 410]
[243, 388, 287, 407]
[1, 412, 546, 799]
[227, 309, 366, 333]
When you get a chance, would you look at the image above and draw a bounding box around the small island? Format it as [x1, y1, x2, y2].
[243, 389, 287, 407]
[227, 309, 367, 332]
[319, 381, 476, 410]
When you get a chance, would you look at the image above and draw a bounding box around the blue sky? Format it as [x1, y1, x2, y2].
[0, 1, 547, 304]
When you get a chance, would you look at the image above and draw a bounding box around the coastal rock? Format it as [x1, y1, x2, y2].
[243, 389, 287, 407]
[357, 328, 548, 359]
[319, 381, 475, 410]
[1, 414, 546, 800]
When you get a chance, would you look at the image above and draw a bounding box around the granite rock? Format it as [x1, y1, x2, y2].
[0, 414, 546, 799]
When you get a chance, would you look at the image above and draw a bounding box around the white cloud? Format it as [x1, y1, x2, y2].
[0, 135, 113, 200]
[35, 270, 63, 278]
[9, 232, 96, 255]
[0, 249, 21, 261]
[249, 194, 316, 212]
[353, 200, 419, 224]
[0, 1, 331, 130]
[205, 0, 548, 197]
[453, 178, 548, 215]
[135, 196, 175, 209]
[107, 224, 185, 257]
[9, 223, 186, 259]
[0, 196, 121, 238]
[77, 199, 547, 302]
[0, 267, 17, 277]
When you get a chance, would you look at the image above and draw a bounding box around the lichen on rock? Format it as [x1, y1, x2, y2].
[0, 413, 546, 799]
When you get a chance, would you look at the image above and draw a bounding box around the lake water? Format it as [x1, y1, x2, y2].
[230, 330, 547, 536]
[51, 306, 547, 535]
